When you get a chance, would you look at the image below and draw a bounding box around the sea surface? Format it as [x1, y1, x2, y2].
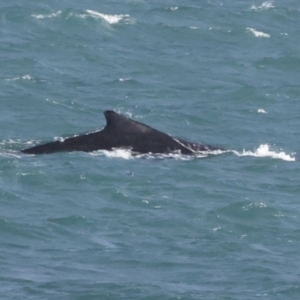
[0, 1, 299, 299]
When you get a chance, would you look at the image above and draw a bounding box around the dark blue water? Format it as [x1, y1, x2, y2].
[1, 1, 299, 299]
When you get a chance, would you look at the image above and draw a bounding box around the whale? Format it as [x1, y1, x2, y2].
[21, 110, 224, 155]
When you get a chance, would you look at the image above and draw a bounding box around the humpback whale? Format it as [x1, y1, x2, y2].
[21, 110, 224, 155]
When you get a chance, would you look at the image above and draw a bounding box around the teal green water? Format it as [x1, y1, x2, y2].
[1, 1, 299, 299]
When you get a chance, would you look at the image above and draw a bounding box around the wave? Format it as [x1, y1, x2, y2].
[31, 10, 62, 19]
[81, 10, 133, 25]
[31, 9, 133, 25]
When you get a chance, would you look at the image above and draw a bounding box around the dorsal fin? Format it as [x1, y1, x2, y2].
[104, 110, 159, 134]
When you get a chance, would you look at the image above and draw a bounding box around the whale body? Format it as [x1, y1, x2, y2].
[21, 110, 224, 155]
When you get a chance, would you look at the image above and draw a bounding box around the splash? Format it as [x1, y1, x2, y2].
[246, 27, 270, 38]
[232, 144, 296, 162]
[88, 148, 224, 160]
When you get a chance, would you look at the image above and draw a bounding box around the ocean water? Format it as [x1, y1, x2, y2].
[0, 0, 299, 299]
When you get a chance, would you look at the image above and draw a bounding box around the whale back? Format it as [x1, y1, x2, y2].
[21, 111, 223, 155]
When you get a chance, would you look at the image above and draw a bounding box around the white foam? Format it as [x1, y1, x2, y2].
[242, 202, 267, 211]
[251, 1, 274, 11]
[113, 109, 134, 119]
[88, 148, 223, 160]
[31, 10, 62, 19]
[247, 27, 270, 38]
[16, 173, 32, 176]
[0, 139, 19, 145]
[232, 144, 296, 161]
[5, 75, 34, 81]
[0, 151, 22, 158]
[258, 108, 267, 114]
[136, 152, 202, 160]
[213, 227, 222, 232]
[90, 148, 134, 160]
[54, 136, 66, 142]
[85, 10, 132, 24]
